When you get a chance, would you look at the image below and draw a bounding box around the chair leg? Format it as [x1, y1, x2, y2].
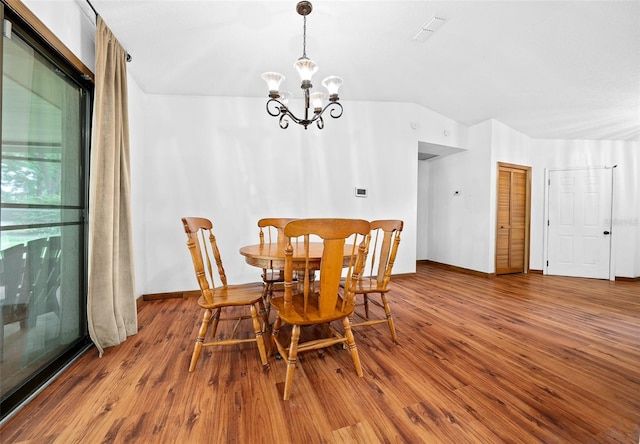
[210, 308, 221, 340]
[257, 298, 270, 333]
[189, 308, 213, 372]
[342, 317, 363, 377]
[250, 304, 269, 368]
[283, 324, 301, 400]
[363, 294, 370, 319]
[258, 299, 272, 357]
[271, 317, 283, 357]
[261, 281, 272, 317]
[380, 293, 398, 344]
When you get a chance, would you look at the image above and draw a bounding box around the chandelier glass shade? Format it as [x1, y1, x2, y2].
[261, 1, 343, 130]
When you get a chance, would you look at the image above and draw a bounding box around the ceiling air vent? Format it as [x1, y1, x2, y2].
[411, 16, 447, 42]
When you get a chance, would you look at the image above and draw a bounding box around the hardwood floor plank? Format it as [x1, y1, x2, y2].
[331, 420, 382, 444]
[2, 262, 639, 443]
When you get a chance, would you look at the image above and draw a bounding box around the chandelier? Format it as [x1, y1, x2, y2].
[261, 1, 343, 130]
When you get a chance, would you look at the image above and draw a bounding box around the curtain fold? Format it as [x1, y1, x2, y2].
[87, 16, 138, 357]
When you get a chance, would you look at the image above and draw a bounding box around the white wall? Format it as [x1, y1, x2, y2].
[24, 1, 640, 298]
[138, 96, 437, 293]
[424, 120, 494, 272]
[416, 160, 430, 260]
[23, 0, 464, 296]
[422, 118, 640, 278]
[413, 106, 469, 150]
[531, 139, 640, 278]
[416, 106, 469, 260]
[487, 121, 640, 278]
[127, 76, 147, 297]
[23, 0, 95, 71]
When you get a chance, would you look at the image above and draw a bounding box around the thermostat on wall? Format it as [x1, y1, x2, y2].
[355, 187, 367, 197]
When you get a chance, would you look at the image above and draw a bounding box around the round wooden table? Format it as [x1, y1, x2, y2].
[239, 242, 354, 271]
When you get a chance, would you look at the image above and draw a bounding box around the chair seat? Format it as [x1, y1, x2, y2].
[271, 293, 353, 326]
[197, 282, 266, 309]
[341, 277, 389, 294]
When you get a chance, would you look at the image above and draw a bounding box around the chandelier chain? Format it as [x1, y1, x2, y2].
[302, 16, 307, 59]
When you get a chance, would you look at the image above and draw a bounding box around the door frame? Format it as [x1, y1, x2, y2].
[495, 162, 532, 275]
[542, 166, 616, 281]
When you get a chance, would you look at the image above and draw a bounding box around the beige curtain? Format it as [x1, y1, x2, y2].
[87, 16, 138, 357]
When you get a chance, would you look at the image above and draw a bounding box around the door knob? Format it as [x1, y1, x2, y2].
[603, 231, 610, 235]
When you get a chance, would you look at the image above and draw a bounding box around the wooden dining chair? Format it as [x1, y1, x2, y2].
[257, 218, 296, 313]
[1, 243, 29, 362]
[343, 219, 403, 343]
[181, 217, 270, 372]
[271, 218, 370, 400]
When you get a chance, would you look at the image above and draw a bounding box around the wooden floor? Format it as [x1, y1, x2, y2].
[2, 262, 639, 443]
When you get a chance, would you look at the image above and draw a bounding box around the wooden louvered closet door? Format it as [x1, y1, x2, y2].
[496, 163, 531, 275]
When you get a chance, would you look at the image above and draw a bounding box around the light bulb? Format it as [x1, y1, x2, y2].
[294, 58, 318, 87]
[261, 72, 285, 98]
[322, 76, 343, 101]
[310, 92, 325, 113]
[279, 91, 292, 107]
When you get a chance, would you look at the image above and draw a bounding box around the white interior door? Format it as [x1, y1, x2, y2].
[546, 168, 613, 279]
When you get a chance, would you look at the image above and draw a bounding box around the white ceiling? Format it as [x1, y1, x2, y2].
[89, 0, 640, 141]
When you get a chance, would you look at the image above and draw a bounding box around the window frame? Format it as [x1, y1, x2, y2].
[1, 0, 94, 422]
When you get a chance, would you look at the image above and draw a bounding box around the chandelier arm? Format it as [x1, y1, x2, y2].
[278, 113, 290, 129]
[265, 98, 341, 130]
[317, 101, 343, 120]
[266, 98, 285, 117]
[276, 108, 310, 129]
[284, 109, 305, 126]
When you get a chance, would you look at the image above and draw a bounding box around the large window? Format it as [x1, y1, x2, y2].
[1, 3, 92, 420]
